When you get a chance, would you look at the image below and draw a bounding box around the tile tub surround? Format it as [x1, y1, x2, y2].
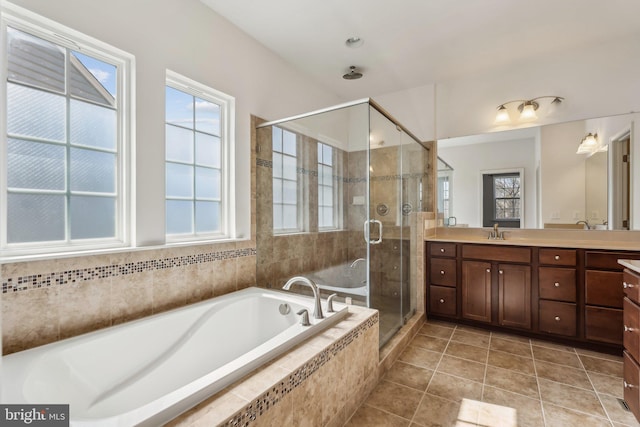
[1, 242, 258, 355]
[348, 320, 639, 427]
[167, 306, 379, 427]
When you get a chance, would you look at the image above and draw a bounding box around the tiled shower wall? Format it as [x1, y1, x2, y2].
[0, 117, 260, 356]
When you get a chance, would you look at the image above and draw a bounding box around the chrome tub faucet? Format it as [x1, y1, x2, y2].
[283, 276, 324, 319]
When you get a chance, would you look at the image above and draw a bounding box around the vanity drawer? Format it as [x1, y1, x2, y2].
[538, 267, 576, 302]
[462, 244, 530, 263]
[624, 297, 640, 362]
[429, 285, 456, 316]
[429, 258, 457, 287]
[585, 306, 623, 345]
[586, 251, 640, 271]
[585, 270, 624, 308]
[430, 242, 456, 258]
[539, 300, 576, 337]
[624, 270, 640, 305]
[539, 249, 577, 267]
[623, 351, 640, 420]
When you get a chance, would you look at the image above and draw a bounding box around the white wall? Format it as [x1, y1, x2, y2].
[7, 0, 341, 245]
[438, 137, 537, 228]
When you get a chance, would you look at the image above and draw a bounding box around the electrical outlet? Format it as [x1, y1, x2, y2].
[573, 211, 581, 220]
[591, 211, 599, 219]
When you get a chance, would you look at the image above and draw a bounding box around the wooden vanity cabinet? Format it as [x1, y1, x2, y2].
[428, 242, 458, 317]
[623, 268, 640, 422]
[537, 248, 577, 337]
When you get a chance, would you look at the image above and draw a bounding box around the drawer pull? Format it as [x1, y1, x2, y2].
[486, 268, 491, 273]
[439, 298, 445, 303]
[624, 282, 634, 289]
[499, 270, 503, 275]
[554, 316, 561, 322]
[440, 248, 445, 253]
[393, 265, 398, 270]
[554, 282, 560, 287]
[554, 255, 560, 260]
[440, 270, 445, 275]
[624, 380, 635, 389]
[624, 325, 635, 332]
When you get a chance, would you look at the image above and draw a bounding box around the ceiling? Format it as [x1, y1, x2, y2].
[200, 0, 640, 100]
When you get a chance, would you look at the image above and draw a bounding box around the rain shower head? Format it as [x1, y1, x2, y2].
[342, 66, 363, 80]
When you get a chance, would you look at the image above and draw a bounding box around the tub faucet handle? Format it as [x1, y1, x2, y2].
[296, 309, 311, 326]
[327, 293, 338, 313]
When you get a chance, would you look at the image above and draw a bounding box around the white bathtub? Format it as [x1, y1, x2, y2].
[2, 287, 348, 426]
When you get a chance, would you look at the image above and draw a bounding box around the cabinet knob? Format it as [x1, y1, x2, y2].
[624, 282, 634, 289]
[439, 298, 445, 303]
[440, 248, 445, 253]
[554, 282, 560, 287]
[486, 268, 491, 273]
[554, 255, 560, 260]
[393, 265, 398, 270]
[624, 325, 635, 332]
[554, 316, 561, 321]
[499, 270, 504, 275]
[624, 380, 635, 389]
[440, 270, 445, 275]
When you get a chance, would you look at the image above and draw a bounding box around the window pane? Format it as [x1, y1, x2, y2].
[282, 155, 297, 180]
[196, 201, 220, 233]
[322, 144, 333, 166]
[195, 97, 220, 136]
[321, 186, 333, 207]
[273, 180, 282, 203]
[321, 165, 333, 185]
[70, 51, 116, 105]
[195, 133, 220, 168]
[318, 143, 323, 163]
[166, 125, 194, 163]
[8, 139, 65, 190]
[8, 193, 65, 243]
[166, 200, 193, 234]
[166, 163, 193, 198]
[195, 167, 220, 200]
[283, 130, 296, 155]
[70, 148, 116, 193]
[272, 153, 282, 178]
[7, 27, 65, 92]
[7, 83, 65, 141]
[273, 204, 282, 230]
[272, 127, 282, 152]
[70, 99, 116, 150]
[70, 196, 115, 239]
[282, 205, 297, 229]
[166, 86, 193, 129]
[282, 180, 297, 204]
[321, 207, 333, 228]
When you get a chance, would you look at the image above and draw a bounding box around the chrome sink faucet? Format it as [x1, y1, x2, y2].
[282, 276, 324, 319]
[488, 223, 505, 240]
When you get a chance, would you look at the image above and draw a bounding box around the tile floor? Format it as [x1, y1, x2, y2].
[346, 321, 640, 427]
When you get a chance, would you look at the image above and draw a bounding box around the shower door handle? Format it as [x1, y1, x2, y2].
[364, 219, 383, 245]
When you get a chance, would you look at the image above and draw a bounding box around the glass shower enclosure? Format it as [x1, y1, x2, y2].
[255, 99, 429, 347]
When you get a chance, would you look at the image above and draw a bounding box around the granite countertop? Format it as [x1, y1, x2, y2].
[425, 226, 640, 251]
[619, 259, 640, 274]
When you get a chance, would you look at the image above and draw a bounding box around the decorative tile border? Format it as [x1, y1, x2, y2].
[1, 247, 257, 294]
[221, 311, 378, 427]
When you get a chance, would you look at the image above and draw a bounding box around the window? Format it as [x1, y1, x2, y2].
[165, 71, 234, 240]
[1, 7, 132, 256]
[272, 127, 299, 232]
[318, 142, 335, 229]
[482, 172, 521, 228]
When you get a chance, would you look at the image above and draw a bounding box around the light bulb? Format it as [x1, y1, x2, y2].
[495, 105, 510, 124]
[519, 102, 538, 121]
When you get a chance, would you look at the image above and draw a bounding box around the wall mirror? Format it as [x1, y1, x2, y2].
[437, 112, 639, 230]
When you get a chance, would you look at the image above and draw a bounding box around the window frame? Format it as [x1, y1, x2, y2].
[0, 2, 135, 258]
[164, 70, 235, 243]
[272, 126, 302, 234]
[317, 141, 341, 231]
[481, 169, 524, 228]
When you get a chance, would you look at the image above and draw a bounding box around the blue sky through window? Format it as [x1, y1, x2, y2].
[72, 51, 116, 97]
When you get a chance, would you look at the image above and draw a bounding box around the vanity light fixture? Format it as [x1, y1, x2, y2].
[576, 132, 601, 155]
[495, 96, 564, 124]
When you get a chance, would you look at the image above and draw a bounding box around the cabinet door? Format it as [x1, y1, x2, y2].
[499, 264, 532, 329]
[462, 261, 492, 323]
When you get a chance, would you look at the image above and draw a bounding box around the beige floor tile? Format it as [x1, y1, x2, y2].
[532, 345, 582, 368]
[398, 345, 442, 370]
[445, 341, 489, 364]
[457, 398, 518, 427]
[482, 386, 545, 427]
[598, 393, 640, 426]
[530, 339, 576, 353]
[538, 378, 607, 418]
[455, 324, 491, 336]
[490, 336, 532, 358]
[484, 365, 539, 399]
[410, 334, 449, 353]
[542, 402, 611, 427]
[534, 359, 593, 390]
[588, 371, 624, 398]
[487, 349, 536, 376]
[419, 323, 455, 339]
[580, 354, 624, 378]
[437, 355, 486, 383]
[490, 331, 531, 344]
[576, 347, 624, 362]
[384, 361, 434, 391]
[451, 329, 491, 348]
[426, 372, 483, 403]
[365, 380, 423, 420]
[345, 404, 410, 427]
[411, 393, 461, 427]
